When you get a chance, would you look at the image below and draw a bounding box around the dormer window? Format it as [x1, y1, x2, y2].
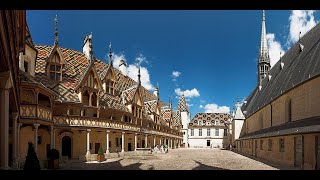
[48, 52, 63, 81]
[106, 79, 115, 95]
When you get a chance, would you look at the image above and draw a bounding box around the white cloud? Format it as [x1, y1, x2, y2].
[288, 10, 317, 44]
[127, 65, 154, 91]
[174, 88, 200, 98]
[134, 53, 149, 66]
[204, 103, 230, 113]
[112, 53, 125, 70]
[199, 105, 203, 108]
[266, 33, 285, 67]
[172, 71, 181, 81]
[187, 103, 194, 107]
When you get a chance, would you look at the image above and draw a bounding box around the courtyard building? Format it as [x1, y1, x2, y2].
[235, 10, 320, 170]
[0, 11, 183, 169]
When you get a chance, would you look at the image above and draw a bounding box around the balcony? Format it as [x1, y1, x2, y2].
[20, 104, 53, 122]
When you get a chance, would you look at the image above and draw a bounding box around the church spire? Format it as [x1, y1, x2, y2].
[54, 15, 58, 46]
[109, 42, 113, 67]
[178, 93, 188, 112]
[258, 10, 271, 86]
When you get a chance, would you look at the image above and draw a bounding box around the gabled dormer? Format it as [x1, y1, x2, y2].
[76, 64, 103, 107]
[102, 64, 116, 95]
[46, 45, 65, 81]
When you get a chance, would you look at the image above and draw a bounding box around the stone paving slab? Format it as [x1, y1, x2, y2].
[59, 148, 279, 170]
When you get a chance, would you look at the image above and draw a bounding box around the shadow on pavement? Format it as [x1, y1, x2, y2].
[192, 160, 227, 170]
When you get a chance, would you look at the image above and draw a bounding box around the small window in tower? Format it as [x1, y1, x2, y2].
[24, 61, 29, 73]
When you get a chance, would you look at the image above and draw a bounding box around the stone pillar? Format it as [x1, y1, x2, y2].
[86, 129, 91, 155]
[50, 126, 54, 149]
[144, 134, 148, 148]
[170, 138, 173, 149]
[106, 130, 110, 154]
[0, 73, 11, 169]
[33, 123, 40, 153]
[153, 136, 156, 148]
[159, 137, 161, 145]
[121, 132, 125, 153]
[134, 133, 137, 151]
[12, 112, 18, 168]
[89, 92, 93, 106]
[17, 123, 22, 168]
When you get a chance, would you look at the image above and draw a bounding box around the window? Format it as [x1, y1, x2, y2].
[106, 79, 114, 95]
[260, 140, 263, 150]
[191, 129, 194, 136]
[199, 129, 202, 136]
[24, 61, 29, 73]
[268, 139, 272, 151]
[223, 129, 227, 136]
[207, 129, 210, 136]
[288, 100, 292, 122]
[215, 128, 219, 136]
[279, 138, 285, 152]
[49, 64, 62, 81]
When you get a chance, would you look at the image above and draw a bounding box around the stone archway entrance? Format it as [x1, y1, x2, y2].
[62, 136, 72, 159]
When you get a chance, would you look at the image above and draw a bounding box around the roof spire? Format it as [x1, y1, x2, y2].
[178, 92, 188, 112]
[169, 97, 172, 109]
[299, 31, 304, 52]
[54, 15, 58, 46]
[138, 66, 141, 85]
[258, 10, 271, 86]
[109, 42, 113, 67]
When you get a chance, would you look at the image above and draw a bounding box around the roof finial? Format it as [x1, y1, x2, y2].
[108, 42, 113, 67]
[138, 66, 141, 85]
[169, 97, 172, 109]
[54, 15, 58, 46]
[299, 31, 301, 42]
[298, 31, 304, 52]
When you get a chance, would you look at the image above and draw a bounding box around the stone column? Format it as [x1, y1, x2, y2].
[50, 126, 54, 149]
[170, 138, 173, 149]
[153, 136, 156, 148]
[106, 130, 110, 154]
[121, 132, 125, 153]
[134, 133, 137, 151]
[12, 112, 18, 168]
[144, 134, 148, 148]
[89, 92, 93, 106]
[17, 123, 22, 168]
[159, 137, 161, 145]
[33, 123, 40, 153]
[0, 73, 11, 169]
[86, 129, 91, 155]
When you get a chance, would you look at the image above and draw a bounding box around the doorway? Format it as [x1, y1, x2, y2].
[128, 143, 132, 151]
[294, 136, 304, 168]
[62, 136, 72, 159]
[254, 140, 258, 157]
[315, 136, 320, 170]
[95, 143, 101, 154]
[207, 140, 210, 147]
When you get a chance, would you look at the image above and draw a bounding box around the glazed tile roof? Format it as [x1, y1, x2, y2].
[144, 100, 158, 114]
[189, 113, 232, 127]
[242, 22, 320, 117]
[161, 106, 172, 123]
[178, 94, 188, 112]
[34, 45, 169, 117]
[172, 110, 181, 127]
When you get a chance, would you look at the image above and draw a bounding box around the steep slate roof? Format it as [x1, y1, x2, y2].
[34, 45, 167, 109]
[242, 22, 320, 118]
[189, 113, 232, 127]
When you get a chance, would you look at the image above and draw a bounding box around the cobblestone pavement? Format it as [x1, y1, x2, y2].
[59, 148, 279, 170]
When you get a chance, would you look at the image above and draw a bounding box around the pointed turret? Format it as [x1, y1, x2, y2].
[258, 10, 271, 87]
[83, 32, 93, 61]
[137, 66, 141, 85]
[234, 101, 245, 120]
[54, 15, 58, 46]
[154, 83, 159, 99]
[109, 42, 113, 67]
[178, 94, 188, 112]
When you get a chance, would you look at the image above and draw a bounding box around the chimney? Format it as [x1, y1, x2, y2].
[83, 33, 93, 61]
[119, 59, 127, 76]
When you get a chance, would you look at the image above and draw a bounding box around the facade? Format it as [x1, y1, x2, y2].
[188, 113, 232, 148]
[236, 10, 320, 170]
[2, 14, 184, 169]
[0, 10, 26, 170]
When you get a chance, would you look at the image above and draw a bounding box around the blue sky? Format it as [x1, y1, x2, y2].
[27, 10, 320, 118]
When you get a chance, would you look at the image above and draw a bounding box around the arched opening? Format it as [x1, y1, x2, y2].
[82, 90, 89, 106]
[62, 136, 72, 159]
[91, 92, 97, 107]
[38, 93, 51, 107]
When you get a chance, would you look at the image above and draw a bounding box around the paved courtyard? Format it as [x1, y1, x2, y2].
[59, 148, 281, 170]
